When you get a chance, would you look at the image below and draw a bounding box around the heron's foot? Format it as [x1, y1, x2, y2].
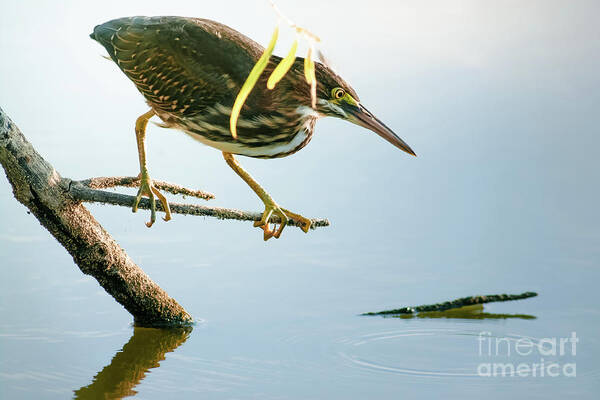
[281, 208, 312, 233]
[132, 172, 172, 228]
[254, 203, 312, 241]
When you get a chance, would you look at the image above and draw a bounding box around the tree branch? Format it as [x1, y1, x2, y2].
[70, 178, 330, 229]
[79, 175, 216, 200]
[0, 106, 329, 326]
[0, 107, 197, 326]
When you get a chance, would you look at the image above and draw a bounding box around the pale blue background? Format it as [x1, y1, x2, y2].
[1, 1, 599, 398]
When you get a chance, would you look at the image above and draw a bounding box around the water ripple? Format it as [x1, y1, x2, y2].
[332, 328, 572, 382]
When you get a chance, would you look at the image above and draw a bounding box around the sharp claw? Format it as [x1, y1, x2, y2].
[255, 204, 289, 240]
[133, 189, 144, 213]
[281, 208, 312, 233]
[254, 208, 273, 228]
[257, 222, 275, 241]
[263, 226, 274, 241]
[254, 203, 311, 240]
[133, 173, 171, 227]
[148, 194, 156, 227]
[151, 186, 172, 222]
[300, 219, 311, 233]
[272, 216, 287, 239]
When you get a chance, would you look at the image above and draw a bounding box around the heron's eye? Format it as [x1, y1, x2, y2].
[332, 88, 345, 100]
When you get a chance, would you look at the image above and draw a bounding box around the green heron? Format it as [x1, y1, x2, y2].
[91, 16, 415, 240]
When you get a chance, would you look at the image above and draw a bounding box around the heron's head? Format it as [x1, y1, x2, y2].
[313, 62, 416, 156]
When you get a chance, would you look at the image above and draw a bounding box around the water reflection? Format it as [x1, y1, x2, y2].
[389, 305, 536, 320]
[74, 326, 192, 399]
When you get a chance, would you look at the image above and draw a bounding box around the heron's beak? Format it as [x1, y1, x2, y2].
[347, 103, 416, 156]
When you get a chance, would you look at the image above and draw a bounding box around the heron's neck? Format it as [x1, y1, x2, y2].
[295, 105, 322, 120]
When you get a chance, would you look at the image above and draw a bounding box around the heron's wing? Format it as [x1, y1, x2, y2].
[91, 16, 270, 117]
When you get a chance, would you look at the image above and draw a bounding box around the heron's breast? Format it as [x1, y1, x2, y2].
[152, 104, 319, 158]
[184, 119, 316, 159]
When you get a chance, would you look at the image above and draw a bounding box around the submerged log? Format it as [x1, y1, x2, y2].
[362, 292, 538, 316]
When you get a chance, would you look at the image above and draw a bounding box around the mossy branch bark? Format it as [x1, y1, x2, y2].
[0, 107, 192, 326]
[69, 179, 329, 229]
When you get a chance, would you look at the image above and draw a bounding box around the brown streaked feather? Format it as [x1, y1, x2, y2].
[90, 16, 353, 159]
[91, 17, 271, 116]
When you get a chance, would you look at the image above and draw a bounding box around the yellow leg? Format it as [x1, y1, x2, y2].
[222, 152, 311, 240]
[133, 109, 172, 227]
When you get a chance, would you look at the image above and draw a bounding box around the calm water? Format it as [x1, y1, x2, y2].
[1, 1, 599, 398]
